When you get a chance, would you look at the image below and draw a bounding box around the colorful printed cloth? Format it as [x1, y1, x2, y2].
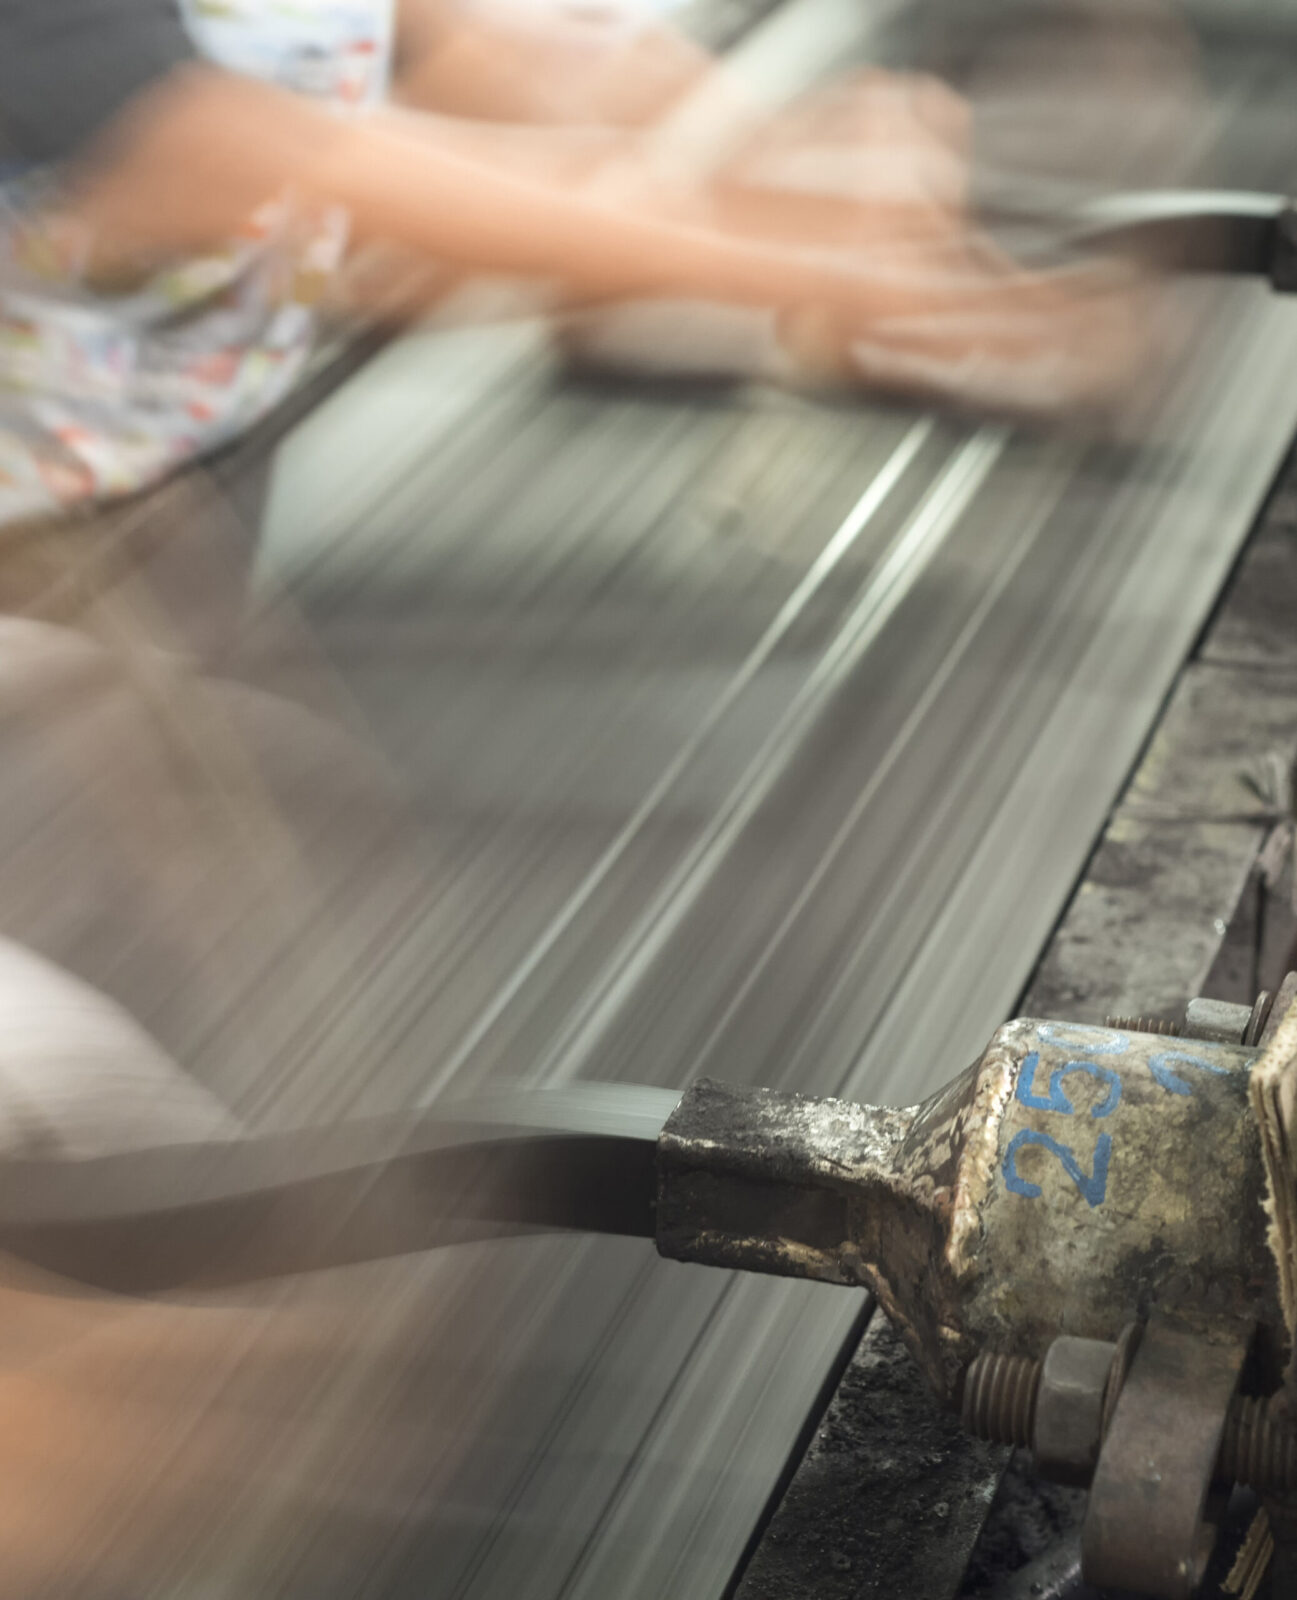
[0, 0, 395, 526]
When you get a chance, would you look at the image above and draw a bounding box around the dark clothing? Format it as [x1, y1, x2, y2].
[0, 0, 196, 166]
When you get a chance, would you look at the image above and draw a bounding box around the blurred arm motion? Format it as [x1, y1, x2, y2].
[0, 0, 1209, 540]
[32, 1, 1166, 400]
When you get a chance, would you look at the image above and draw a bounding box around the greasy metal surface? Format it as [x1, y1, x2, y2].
[956, 467, 1297, 1597]
[656, 1076, 917, 1287]
[958, 1336, 1297, 1495]
[962, 1351, 1040, 1447]
[741, 422, 1297, 1599]
[1248, 993, 1275, 1047]
[982, 1541, 1088, 1600]
[1219, 1397, 1297, 1492]
[658, 1027, 1275, 1398]
[968, 1480, 1271, 1600]
[1100, 1322, 1143, 1445]
[1026, 658, 1297, 1026]
[259, 315, 1297, 1598]
[733, 1310, 1009, 1600]
[1259, 975, 1297, 1050]
[1082, 1317, 1250, 1599]
[1023, 436, 1297, 1038]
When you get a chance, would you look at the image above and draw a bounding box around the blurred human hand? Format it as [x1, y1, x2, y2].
[0, 937, 362, 1598]
[67, 40, 1166, 416]
[563, 66, 1163, 419]
[751, 73, 1154, 416]
[0, 1267, 361, 1597]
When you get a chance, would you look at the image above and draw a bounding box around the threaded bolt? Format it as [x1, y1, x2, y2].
[1105, 1015, 1182, 1037]
[961, 1352, 1042, 1446]
[963, 1350, 1297, 1493]
[1219, 1397, 1297, 1493]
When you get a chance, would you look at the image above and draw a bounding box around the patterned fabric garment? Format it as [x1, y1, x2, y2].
[0, 1, 395, 526]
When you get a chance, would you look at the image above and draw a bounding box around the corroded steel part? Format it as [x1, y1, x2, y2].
[963, 1330, 1297, 1496]
[1032, 1336, 1113, 1488]
[969, 1021, 1274, 1370]
[1082, 1315, 1250, 1600]
[657, 1020, 1278, 1401]
[1250, 984, 1297, 1399]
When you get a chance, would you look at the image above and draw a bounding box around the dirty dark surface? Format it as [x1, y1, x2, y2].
[734, 1310, 1008, 1600]
[959, 1455, 1089, 1598]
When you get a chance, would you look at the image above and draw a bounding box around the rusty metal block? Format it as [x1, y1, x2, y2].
[658, 1020, 1276, 1404]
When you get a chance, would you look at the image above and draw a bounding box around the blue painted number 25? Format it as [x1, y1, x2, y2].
[1003, 1128, 1113, 1208]
[1002, 1049, 1120, 1209]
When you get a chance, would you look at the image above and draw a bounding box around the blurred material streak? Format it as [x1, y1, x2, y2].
[626, 0, 906, 183]
[414, 414, 936, 1105]
[159, 48, 1297, 1600]
[495, 426, 1009, 1101]
[5, 6, 1297, 1600]
[0, 1085, 676, 1293]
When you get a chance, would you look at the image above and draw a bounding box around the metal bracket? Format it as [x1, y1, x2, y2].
[1081, 1316, 1251, 1599]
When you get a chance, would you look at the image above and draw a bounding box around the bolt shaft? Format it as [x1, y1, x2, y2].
[963, 1351, 1297, 1494]
[1219, 1397, 1297, 1494]
[961, 1352, 1042, 1447]
[1104, 1015, 1182, 1037]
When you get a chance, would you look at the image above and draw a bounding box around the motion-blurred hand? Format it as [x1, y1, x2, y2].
[0, 924, 371, 1597]
[66, 5, 1179, 418]
[0, 1263, 359, 1598]
[561, 65, 1160, 417]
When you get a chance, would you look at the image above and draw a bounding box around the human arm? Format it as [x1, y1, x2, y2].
[64, 61, 1085, 324]
[390, 0, 713, 127]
